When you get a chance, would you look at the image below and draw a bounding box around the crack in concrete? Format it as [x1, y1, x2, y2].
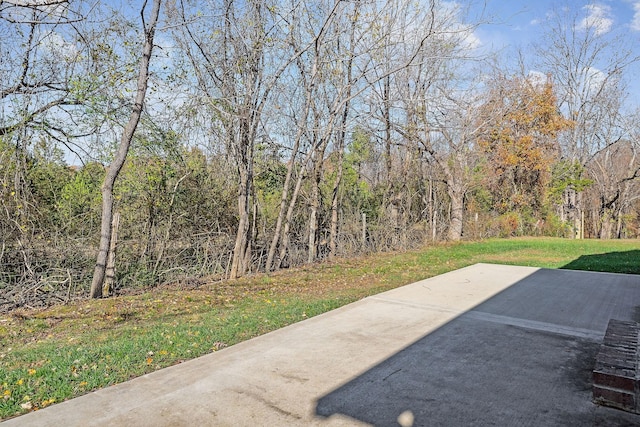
[231, 389, 302, 420]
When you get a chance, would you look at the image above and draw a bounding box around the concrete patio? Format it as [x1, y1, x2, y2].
[4, 263, 640, 426]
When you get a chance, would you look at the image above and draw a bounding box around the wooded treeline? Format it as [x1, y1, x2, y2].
[1, 0, 640, 309]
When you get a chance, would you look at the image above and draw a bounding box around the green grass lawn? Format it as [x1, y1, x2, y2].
[2, 237, 640, 420]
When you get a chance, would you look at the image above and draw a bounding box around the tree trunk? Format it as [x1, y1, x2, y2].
[103, 212, 120, 297]
[383, 76, 392, 180]
[278, 164, 307, 269]
[266, 157, 295, 272]
[599, 208, 615, 239]
[265, 126, 314, 271]
[616, 209, 624, 238]
[429, 176, 436, 241]
[90, 0, 162, 298]
[329, 156, 343, 259]
[230, 154, 252, 279]
[329, 102, 350, 260]
[307, 162, 322, 263]
[447, 181, 464, 241]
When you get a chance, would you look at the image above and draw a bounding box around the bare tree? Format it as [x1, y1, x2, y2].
[428, 84, 487, 241]
[0, 0, 100, 294]
[90, 0, 163, 298]
[173, 0, 349, 276]
[535, 6, 640, 237]
[302, 0, 460, 260]
[264, 7, 322, 272]
[374, 1, 487, 241]
[586, 110, 640, 238]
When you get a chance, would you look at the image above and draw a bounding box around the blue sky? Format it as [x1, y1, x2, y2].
[465, 0, 640, 107]
[476, 0, 640, 50]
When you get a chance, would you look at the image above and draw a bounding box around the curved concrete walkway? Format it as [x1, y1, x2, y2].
[4, 263, 640, 426]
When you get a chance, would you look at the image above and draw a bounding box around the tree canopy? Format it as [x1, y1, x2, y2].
[1, 0, 639, 308]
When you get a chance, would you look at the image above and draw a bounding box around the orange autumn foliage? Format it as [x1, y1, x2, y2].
[479, 75, 574, 214]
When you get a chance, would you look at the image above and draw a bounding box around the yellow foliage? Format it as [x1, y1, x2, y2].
[479, 75, 573, 213]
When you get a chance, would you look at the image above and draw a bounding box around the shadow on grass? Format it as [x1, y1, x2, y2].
[560, 250, 640, 275]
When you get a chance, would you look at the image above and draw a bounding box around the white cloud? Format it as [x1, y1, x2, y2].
[631, 1, 640, 31]
[577, 3, 613, 35]
[456, 23, 481, 50]
[41, 31, 77, 60]
[527, 70, 548, 88]
[584, 66, 606, 90]
[439, 1, 482, 50]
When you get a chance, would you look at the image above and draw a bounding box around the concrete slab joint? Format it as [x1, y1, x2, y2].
[593, 319, 640, 413]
